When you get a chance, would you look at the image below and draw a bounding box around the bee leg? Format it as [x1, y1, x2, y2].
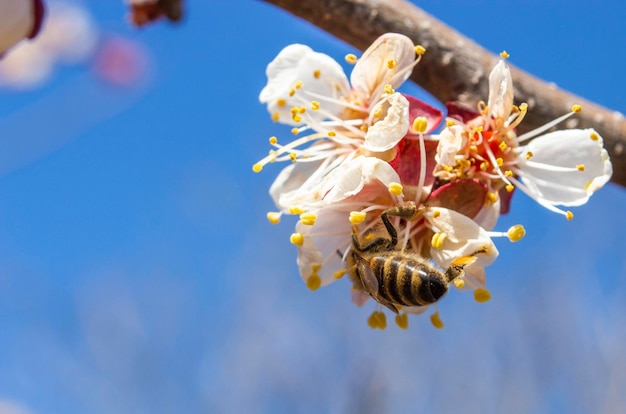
[379, 201, 423, 249]
[382, 201, 422, 222]
[354, 254, 399, 314]
[378, 212, 398, 249]
[351, 226, 392, 253]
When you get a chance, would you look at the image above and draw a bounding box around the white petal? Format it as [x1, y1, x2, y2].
[0, 0, 37, 55]
[517, 128, 612, 206]
[425, 207, 499, 268]
[39, 2, 97, 63]
[0, 42, 53, 87]
[362, 93, 409, 152]
[296, 209, 352, 287]
[351, 288, 370, 307]
[350, 33, 415, 102]
[322, 156, 400, 203]
[463, 265, 487, 289]
[269, 160, 326, 210]
[487, 60, 514, 121]
[435, 125, 465, 167]
[259, 44, 350, 126]
[472, 198, 500, 231]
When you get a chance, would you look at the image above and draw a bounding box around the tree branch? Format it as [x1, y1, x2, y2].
[262, 0, 626, 188]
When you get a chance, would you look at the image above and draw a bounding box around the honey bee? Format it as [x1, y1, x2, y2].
[347, 202, 485, 313]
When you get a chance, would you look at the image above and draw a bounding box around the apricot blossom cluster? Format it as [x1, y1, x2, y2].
[254, 34, 612, 330]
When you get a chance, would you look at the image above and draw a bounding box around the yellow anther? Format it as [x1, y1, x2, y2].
[507, 224, 526, 242]
[413, 116, 428, 133]
[345, 53, 357, 64]
[290, 107, 299, 114]
[252, 163, 263, 173]
[571, 104, 582, 113]
[499, 141, 508, 151]
[566, 211, 574, 221]
[480, 161, 489, 171]
[294, 80, 303, 89]
[291, 128, 299, 135]
[292, 114, 302, 123]
[376, 311, 387, 329]
[431, 232, 447, 249]
[367, 312, 378, 329]
[272, 112, 280, 122]
[367, 311, 387, 330]
[268, 136, 278, 145]
[289, 153, 297, 162]
[500, 50, 510, 59]
[506, 184, 515, 192]
[414, 45, 426, 55]
[386, 59, 397, 69]
[443, 165, 453, 172]
[446, 120, 455, 127]
[349, 211, 367, 225]
[360, 124, 368, 132]
[313, 69, 321, 79]
[299, 106, 306, 114]
[300, 212, 317, 226]
[388, 182, 404, 196]
[307, 274, 321, 291]
[373, 107, 383, 118]
[469, 145, 478, 152]
[525, 151, 534, 160]
[395, 313, 409, 330]
[290, 232, 304, 246]
[288, 88, 295, 97]
[311, 264, 321, 272]
[496, 157, 504, 166]
[505, 170, 513, 177]
[276, 98, 287, 107]
[486, 191, 498, 204]
[266, 211, 281, 224]
[367, 311, 378, 329]
[453, 278, 465, 288]
[576, 164, 585, 172]
[430, 311, 444, 329]
[519, 102, 528, 111]
[333, 269, 346, 279]
[432, 209, 441, 219]
[327, 130, 337, 137]
[288, 206, 304, 215]
[474, 288, 491, 303]
[384, 84, 395, 94]
[590, 132, 599, 141]
[458, 159, 471, 169]
[311, 101, 320, 110]
[475, 126, 483, 133]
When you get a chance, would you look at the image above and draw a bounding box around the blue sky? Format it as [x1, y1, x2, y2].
[0, 1, 625, 413]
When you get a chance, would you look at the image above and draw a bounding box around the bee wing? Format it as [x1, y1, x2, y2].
[354, 255, 399, 314]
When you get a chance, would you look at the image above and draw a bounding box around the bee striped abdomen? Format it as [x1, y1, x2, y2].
[369, 253, 448, 307]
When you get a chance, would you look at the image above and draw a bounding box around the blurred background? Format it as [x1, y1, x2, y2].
[0, 1, 624, 413]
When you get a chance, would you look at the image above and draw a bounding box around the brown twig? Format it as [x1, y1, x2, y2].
[262, 0, 626, 187]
